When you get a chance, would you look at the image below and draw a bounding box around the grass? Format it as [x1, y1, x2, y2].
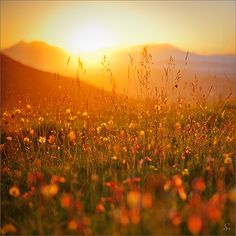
[0, 48, 235, 235]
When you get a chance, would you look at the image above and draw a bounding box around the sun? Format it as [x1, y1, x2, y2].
[65, 24, 113, 55]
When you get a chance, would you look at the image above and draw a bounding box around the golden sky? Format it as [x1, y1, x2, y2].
[1, 0, 235, 55]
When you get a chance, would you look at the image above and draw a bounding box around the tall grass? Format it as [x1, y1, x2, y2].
[0, 47, 235, 235]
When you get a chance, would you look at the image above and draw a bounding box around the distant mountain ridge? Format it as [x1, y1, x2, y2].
[0, 53, 112, 109]
[1, 41, 235, 101]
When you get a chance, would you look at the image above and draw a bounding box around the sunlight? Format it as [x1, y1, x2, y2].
[65, 23, 114, 54]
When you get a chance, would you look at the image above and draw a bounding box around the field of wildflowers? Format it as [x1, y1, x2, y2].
[0, 48, 235, 235]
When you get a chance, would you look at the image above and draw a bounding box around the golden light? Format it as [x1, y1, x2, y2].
[65, 23, 114, 55]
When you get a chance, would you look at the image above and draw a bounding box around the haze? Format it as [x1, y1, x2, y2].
[1, 0, 235, 55]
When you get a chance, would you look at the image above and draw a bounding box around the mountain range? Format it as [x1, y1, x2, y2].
[1, 40, 235, 105]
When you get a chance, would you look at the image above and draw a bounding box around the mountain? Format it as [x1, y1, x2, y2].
[1, 41, 70, 75]
[1, 41, 235, 101]
[0, 54, 112, 110]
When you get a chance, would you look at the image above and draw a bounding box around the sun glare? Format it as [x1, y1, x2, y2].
[65, 23, 113, 55]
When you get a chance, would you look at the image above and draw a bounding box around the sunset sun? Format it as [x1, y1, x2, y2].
[65, 24, 113, 54]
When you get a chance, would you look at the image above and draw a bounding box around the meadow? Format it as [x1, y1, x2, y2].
[0, 48, 235, 235]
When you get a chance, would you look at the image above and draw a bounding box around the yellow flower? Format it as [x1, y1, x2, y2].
[38, 136, 46, 144]
[26, 104, 31, 110]
[6, 136, 12, 141]
[96, 126, 101, 134]
[41, 184, 59, 198]
[68, 130, 76, 142]
[182, 168, 190, 176]
[9, 186, 20, 197]
[23, 137, 30, 143]
[38, 117, 44, 122]
[112, 156, 118, 161]
[82, 111, 88, 117]
[66, 108, 71, 114]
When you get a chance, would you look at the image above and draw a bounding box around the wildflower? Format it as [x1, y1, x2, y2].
[175, 122, 181, 130]
[23, 137, 30, 143]
[6, 136, 12, 141]
[112, 156, 118, 161]
[61, 194, 72, 208]
[38, 117, 44, 122]
[96, 203, 105, 213]
[128, 122, 135, 129]
[169, 211, 182, 226]
[127, 191, 141, 209]
[187, 214, 202, 234]
[130, 209, 140, 224]
[68, 220, 78, 231]
[51, 175, 65, 184]
[228, 187, 236, 203]
[82, 111, 88, 117]
[9, 186, 20, 197]
[48, 135, 56, 144]
[164, 179, 172, 192]
[173, 175, 183, 188]
[15, 109, 21, 114]
[141, 193, 153, 209]
[29, 128, 34, 135]
[20, 118, 25, 123]
[182, 168, 190, 176]
[155, 104, 161, 111]
[108, 120, 113, 126]
[0, 223, 17, 234]
[206, 203, 221, 222]
[178, 187, 187, 200]
[121, 210, 130, 226]
[69, 115, 76, 121]
[96, 126, 101, 134]
[66, 108, 71, 114]
[26, 104, 31, 110]
[91, 174, 99, 182]
[68, 130, 76, 142]
[41, 184, 59, 198]
[193, 177, 205, 192]
[224, 156, 232, 164]
[101, 122, 107, 128]
[139, 130, 145, 137]
[38, 136, 46, 144]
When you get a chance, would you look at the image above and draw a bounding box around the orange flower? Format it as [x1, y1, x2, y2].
[188, 214, 202, 234]
[51, 175, 65, 184]
[9, 186, 20, 197]
[169, 211, 182, 226]
[178, 187, 187, 201]
[193, 177, 206, 192]
[48, 135, 56, 144]
[61, 194, 72, 209]
[68, 220, 78, 231]
[173, 175, 183, 188]
[96, 203, 105, 213]
[127, 191, 141, 209]
[206, 204, 221, 222]
[0, 223, 17, 234]
[141, 193, 153, 209]
[130, 209, 140, 224]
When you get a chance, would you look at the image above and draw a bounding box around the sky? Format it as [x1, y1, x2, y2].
[1, 0, 235, 55]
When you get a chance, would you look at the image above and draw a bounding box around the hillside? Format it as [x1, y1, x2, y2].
[0, 54, 112, 110]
